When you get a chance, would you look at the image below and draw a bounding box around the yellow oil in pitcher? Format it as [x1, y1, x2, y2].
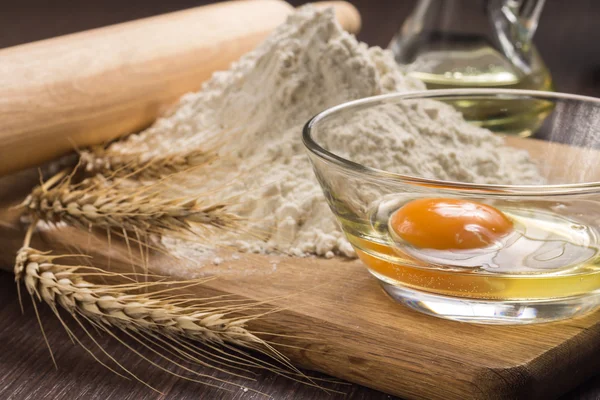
[402, 34, 552, 91]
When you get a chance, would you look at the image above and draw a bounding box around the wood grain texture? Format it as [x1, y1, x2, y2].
[0, 0, 360, 177]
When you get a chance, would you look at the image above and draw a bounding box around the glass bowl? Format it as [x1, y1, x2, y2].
[303, 89, 600, 324]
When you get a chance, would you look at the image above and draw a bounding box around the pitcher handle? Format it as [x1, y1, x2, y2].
[487, 0, 546, 74]
[513, 0, 546, 39]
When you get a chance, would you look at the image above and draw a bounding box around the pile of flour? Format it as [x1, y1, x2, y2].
[316, 99, 542, 184]
[108, 6, 541, 259]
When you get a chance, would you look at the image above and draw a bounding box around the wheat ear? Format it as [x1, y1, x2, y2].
[20, 169, 238, 236]
[15, 247, 268, 349]
[81, 148, 217, 180]
[13, 244, 305, 394]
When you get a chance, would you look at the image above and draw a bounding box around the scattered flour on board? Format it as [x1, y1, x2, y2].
[108, 6, 541, 262]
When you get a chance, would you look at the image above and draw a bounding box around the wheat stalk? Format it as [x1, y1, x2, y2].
[13, 242, 315, 394]
[19, 169, 238, 237]
[15, 247, 267, 349]
[80, 148, 217, 180]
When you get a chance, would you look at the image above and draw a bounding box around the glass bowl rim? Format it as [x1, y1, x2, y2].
[303, 88, 600, 196]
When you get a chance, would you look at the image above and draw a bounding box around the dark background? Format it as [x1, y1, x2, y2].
[1, 0, 599, 97]
[1, 1, 600, 399]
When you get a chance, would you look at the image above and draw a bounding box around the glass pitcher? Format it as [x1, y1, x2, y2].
[390, 0, 553, 91]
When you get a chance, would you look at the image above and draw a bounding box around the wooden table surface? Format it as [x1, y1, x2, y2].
[1, 1, 600, 399]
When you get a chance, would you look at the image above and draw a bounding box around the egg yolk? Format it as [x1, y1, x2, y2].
[389, 198, 513, 250]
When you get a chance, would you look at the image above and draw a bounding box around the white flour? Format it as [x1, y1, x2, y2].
[108, 7, 541, 260]
[317, 100, 542, 184]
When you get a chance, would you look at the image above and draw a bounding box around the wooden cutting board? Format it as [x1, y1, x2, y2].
[1, 156, 600, 400]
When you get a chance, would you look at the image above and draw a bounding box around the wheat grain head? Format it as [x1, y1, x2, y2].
[11, 217, 336, 394]
[81, 148, 217, 180]
[13, 245, 318, 395]
[19, 169, 239, 237]
[15, 247, 266, 348]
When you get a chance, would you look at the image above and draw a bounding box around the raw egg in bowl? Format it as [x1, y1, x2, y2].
[304, 89, 600, 324]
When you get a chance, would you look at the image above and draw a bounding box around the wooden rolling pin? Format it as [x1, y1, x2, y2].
[0, 0, 360, 177]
